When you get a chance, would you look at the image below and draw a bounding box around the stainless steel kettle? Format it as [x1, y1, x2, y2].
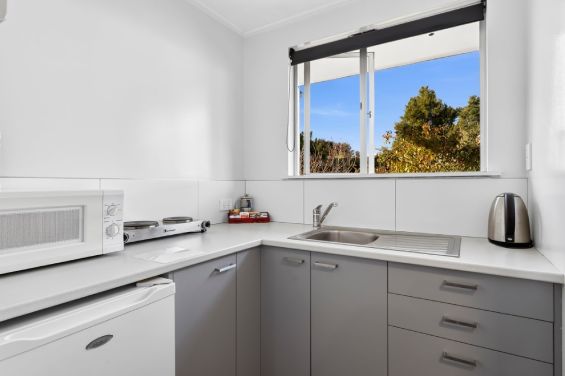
[488, 193, 533, 248]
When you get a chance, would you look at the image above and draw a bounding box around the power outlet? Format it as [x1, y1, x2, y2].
[219, 199, 233, 211]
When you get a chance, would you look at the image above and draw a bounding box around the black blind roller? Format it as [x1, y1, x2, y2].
[289, 2, 485, 66]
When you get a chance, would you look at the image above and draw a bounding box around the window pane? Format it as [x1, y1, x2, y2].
[294, 21, 481, 175]
[299, 54, 360, 173]
[372, 22, 481, 173]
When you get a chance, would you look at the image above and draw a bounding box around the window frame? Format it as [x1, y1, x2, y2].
[288, 11, 487, 177]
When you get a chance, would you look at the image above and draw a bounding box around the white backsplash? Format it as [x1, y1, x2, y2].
[395, 178, 528, 237]
[247, 178, 529, 238]
[303, 180, 396, 230]
[0, 177, 529, 237]
[245, 180, 304, 223]
[198, 180, 246, 225]
[0, 178, 245, 225]
[100, 179, 199, 222]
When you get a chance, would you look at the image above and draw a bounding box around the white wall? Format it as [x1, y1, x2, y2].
[0, 0, 244, 180]
[527, 0, 565, 264]
[0, 0, 246, 222]
[521, 0, 563, 367]
[243, 0, 529, 180]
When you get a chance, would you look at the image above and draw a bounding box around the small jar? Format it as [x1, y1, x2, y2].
[239, 194, 253, 212]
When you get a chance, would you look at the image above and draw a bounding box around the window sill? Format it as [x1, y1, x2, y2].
[285, 171, 501, 180]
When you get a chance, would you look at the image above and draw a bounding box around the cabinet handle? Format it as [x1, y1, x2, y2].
[442, 280, 478, 291]
[441, 316, 478, 329]
[313, 261, 338, 270]
[441, 351, 477, 368]
[283, 257, 305, 265]
[215, 264, 236, 273]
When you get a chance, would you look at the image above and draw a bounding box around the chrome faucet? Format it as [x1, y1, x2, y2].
[313, 202, 338, 228]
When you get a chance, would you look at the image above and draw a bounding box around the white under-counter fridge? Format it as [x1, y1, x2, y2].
[0, 278, 175, 376]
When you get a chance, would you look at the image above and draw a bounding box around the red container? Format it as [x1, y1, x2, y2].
[228, 212, 270, 224]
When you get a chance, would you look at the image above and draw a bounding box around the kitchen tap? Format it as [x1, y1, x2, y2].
[313, 202, 338, 228]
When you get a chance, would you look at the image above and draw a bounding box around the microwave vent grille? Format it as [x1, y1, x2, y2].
[0, 207, 83, 251]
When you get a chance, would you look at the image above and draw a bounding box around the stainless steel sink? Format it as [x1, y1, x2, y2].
[305, 229, 379, 245]
[289, 226, 461, 257]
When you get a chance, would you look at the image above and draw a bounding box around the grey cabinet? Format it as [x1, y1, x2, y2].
[236, 248, 260, 376]
[311, 253, 388, 376]
[388, 262, 559, 375]
[388, 293, 553, 363]
[261, 246, 310, 376]
[389, 326, 553, 376]
[170, 247, 559, 376]
[173, 254, 237, 376]
[389, 263, 554, 321]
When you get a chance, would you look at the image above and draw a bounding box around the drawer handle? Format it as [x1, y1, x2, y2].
[441, 351, 477, 368]
[442, 280, 478, 291]
[313, 262, 338, 270]
[441, 316, 478, 329]
[215, 264, 236, 273]
[284, 257, 305, 265]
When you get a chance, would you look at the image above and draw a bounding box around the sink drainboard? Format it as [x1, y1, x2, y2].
[289, 227, 461, 257]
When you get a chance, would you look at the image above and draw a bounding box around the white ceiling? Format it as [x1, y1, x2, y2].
[185, 0, 356, 36]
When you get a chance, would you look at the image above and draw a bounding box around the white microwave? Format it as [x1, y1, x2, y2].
[0, 190, 124, 274]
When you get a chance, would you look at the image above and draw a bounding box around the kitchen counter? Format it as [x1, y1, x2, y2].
[0, 223, 562, 322]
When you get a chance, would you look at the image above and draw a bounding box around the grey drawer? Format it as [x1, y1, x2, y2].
[389, 294, 553, 363]
[389, 263, 554, 321]
[389, 326, 553, 376]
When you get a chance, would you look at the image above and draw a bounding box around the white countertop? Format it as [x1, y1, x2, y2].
[0, 223, 562, 322]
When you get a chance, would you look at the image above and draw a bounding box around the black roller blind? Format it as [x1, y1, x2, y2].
[289, 2, 485, 66]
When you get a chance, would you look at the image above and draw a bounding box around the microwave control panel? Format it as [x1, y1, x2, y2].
[102, 191, 124, 253]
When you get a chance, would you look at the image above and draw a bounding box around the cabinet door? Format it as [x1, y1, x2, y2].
[173, 254, 236, 376]
[236, 248, 260, 376]
[261, 246, 310, 376]
[389, 326, 553, 376]
[311, 253, 387, 376]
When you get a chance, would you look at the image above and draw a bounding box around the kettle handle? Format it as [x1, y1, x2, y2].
[504, 193, 515, 242]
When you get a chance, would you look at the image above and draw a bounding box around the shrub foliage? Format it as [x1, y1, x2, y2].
[301, 86, 480, 174]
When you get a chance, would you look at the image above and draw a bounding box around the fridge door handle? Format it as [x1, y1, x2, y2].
[85, 334, 114, 350]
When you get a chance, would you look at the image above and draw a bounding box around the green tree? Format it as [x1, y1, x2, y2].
[300, 132, 360, 174]
[453, 95, 481, 168]
[394, 86, 460, 155]
[376, 87, 480, 173]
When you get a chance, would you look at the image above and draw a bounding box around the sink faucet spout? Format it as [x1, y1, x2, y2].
[313, 202, 338, 228]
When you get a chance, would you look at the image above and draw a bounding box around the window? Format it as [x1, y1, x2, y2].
[288, 3, 485, 176]
[299, 53, 362, 173]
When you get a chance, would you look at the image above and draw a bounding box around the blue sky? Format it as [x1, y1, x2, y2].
[301, 51, 480, 151]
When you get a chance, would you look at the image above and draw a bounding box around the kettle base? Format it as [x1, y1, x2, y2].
[488, 238, 534, 249]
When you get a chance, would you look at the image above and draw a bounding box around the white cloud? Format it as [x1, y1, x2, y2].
[311, 107, 354, 117]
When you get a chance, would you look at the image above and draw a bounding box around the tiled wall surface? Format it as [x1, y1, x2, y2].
[246, 178, 528, 238]
[0, 178, 245, 225]
[303, 180, 396, 230]
[0, 177, 528, 238]
[245, 180, 304, 223]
